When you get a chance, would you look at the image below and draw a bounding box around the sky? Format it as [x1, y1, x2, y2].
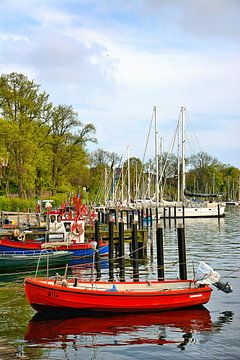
[0, 0, 239, 167]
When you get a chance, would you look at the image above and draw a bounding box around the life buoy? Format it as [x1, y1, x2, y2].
[71, 222, 84, 236]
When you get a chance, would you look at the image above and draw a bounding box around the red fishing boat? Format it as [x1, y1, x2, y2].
[0, 194, 108, 257]
[24, 277, 212, 314]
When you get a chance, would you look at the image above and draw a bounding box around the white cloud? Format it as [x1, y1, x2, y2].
[0, 0, 239, 167]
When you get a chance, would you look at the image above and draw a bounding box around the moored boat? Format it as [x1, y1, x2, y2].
[0, 236, 108, 257]
[0, 250, 72, 272]
[24, 277, 212, 314]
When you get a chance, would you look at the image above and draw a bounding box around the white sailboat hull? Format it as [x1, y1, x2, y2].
[157, 203, 225, 218]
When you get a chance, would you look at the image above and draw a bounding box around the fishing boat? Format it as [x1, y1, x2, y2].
[0, 250, 72, 272]
[0, 196, 108, 257]
[0, 236, 108, 257]
[24, 277, 212, 314]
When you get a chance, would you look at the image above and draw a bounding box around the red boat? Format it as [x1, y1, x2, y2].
[0, 236, 108, 257]
[24, 277, 212, 314]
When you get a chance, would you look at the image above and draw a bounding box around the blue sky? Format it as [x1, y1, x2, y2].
[0, 0, 239, 167]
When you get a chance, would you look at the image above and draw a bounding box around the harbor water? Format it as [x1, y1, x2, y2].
[0, 206, 239, 359]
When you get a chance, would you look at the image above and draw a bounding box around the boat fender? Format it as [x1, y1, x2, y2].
[13, 229, 20, 238]
[61, 279, 68, 287]
[18, 232, 26, 242]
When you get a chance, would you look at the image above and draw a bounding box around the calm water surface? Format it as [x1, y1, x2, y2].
[0, 206, 239, 360]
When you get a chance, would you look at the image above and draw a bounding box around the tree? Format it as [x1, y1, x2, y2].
[89, 149, 121, 204]
[90, 149, 120, 167]
[48, 105, 97, 194]
[0, 73, 52, 198]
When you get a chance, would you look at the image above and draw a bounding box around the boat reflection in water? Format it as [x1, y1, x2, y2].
[25, 307, 213, 349]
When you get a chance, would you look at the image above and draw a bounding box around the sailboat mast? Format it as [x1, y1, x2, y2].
[177, 113, 181, 202]
[127, 146, 131, 204]
[181, 106, 186, 202]
[154, 106, 159, 205]
[121, 164, 124, 204]
[159, 136, 163, 202]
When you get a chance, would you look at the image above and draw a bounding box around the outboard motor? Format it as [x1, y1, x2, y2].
[213, 281, 233, 293]
[196, 261, 233, 293]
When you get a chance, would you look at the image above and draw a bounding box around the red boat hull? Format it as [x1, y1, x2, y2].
[0, 237, 108, 256]
[24, 278, 212, 314]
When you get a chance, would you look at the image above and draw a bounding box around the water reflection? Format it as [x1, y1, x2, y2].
[24, 309, 234, 360]
[25, 307, 212, 348]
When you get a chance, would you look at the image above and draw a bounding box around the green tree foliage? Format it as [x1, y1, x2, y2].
[0, 72, 239, 204]
[48, 104, 96, 194]
[89, 149, 121, 204]
[0, 73, 96, 199]
[0, 73, 52, 198]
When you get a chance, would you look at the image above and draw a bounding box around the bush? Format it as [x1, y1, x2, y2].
[0, 194, 69, 212]
[0, 197, 36, 212]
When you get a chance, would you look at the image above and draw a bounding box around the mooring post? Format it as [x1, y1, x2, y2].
[182, 205, 185, 223]
[146, 208, 149, 227]
[100, 210, 104, 224]
[119, 220, 125, 281]
[132, 222, 139, 281]
[137, 209, 141, 229]
[150, 208, 153, 227]
[174, 206, 176, 219]
[105, 211, 110, 225]
[112, 208, 117, 225]
[97, 209, 100, 222]
[141, 208, 144, 229]
[94, 220, 101, 280]
[108, 220, 114, 281]
[177, 224, 187, 280]
[156, 226, 164, 280]
[126, 210, 130, 229]
[129, 213, 133, 229]
[156, 207, 158, 225]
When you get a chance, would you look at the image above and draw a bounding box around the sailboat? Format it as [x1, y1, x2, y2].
[155, 106, 225, 218]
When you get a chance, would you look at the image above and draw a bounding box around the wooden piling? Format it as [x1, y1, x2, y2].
[129, 213, 133, 229]
[108, 220, 114, 281]
[118, 221, 125, 281]
[150, 208, 153, 227]
[126, 210, 130, 229]
[177, 224, 187, 280]
[163, 207, 166, 220]
[94, 220, 101, 280]
[137, 209, 141, 229]
[132, 222, 139, 281]
[141, 209, 144, 229]
[146, 208, 149, 227]
[156, 207, 158, 225]
[182, 205, 185, 221]
[156, 226, 164, 280]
